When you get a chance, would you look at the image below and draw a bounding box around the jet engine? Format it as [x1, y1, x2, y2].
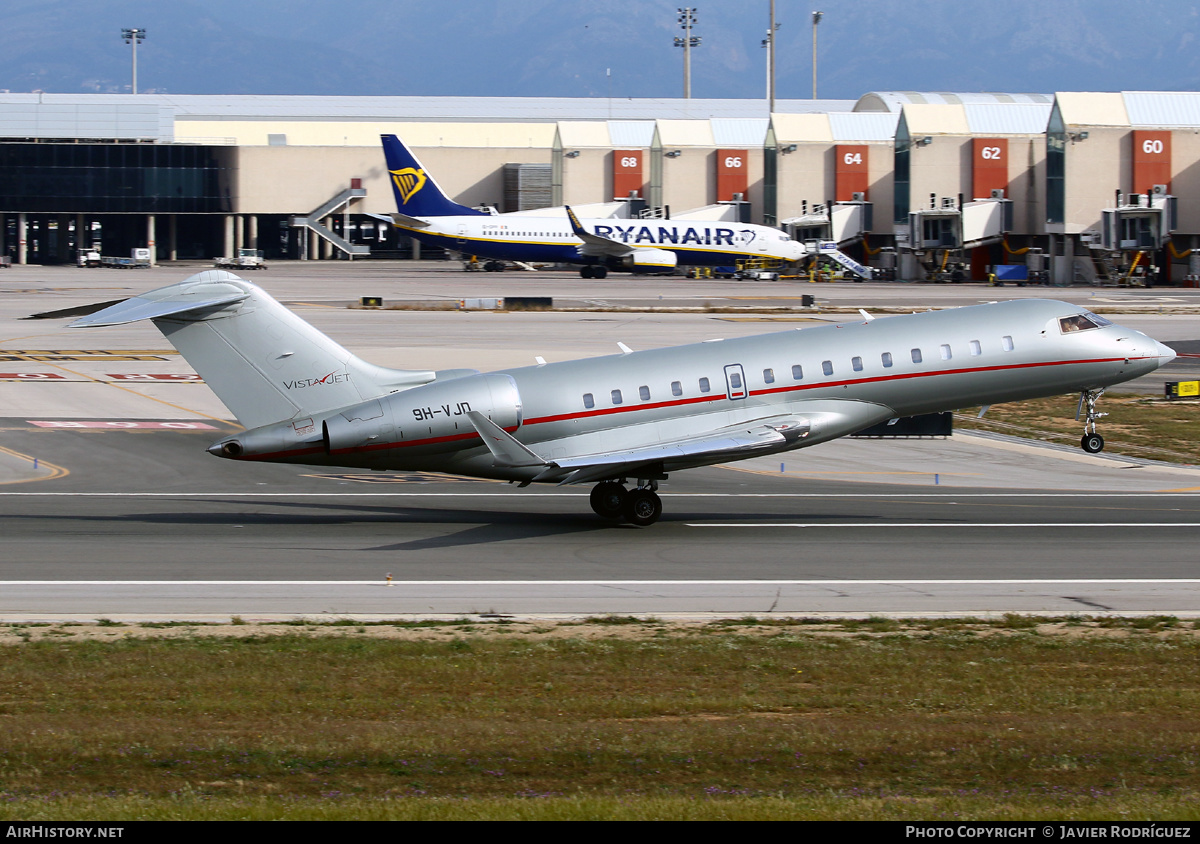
[210, 373, 523, 462]
[620, 248, 678, 271]
[323, 372, 522, 455]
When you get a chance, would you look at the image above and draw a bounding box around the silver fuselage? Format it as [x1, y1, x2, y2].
[235, 299, 1173, 482]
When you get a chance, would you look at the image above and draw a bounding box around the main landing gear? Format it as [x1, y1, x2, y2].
[1077, 388, 1108, 454]
[580, 265, 608, 279]
[589, 479, 663, 526]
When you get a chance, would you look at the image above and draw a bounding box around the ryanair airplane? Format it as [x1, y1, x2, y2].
[382, 134, 805, 277]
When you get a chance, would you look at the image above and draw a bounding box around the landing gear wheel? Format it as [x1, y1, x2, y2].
[484, 261, 504, 272]
[580, 265, 594, 279]
[590, 482, 627, 519]
[1077, 389, 1109, 454]
[594, 266, 608, 279]
[622, 489, 663, 527]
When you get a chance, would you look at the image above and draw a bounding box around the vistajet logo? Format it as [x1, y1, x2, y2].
[283, 371, 350, 390]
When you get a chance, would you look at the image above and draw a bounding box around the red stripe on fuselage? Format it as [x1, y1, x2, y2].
[520, 355, 1139, 426]
[234, 355, 1146, 462]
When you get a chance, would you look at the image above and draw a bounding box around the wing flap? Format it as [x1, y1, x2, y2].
[545, 420, 802, 485]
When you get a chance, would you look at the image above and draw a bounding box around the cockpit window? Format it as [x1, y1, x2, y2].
[1059, 314, 1101, 333]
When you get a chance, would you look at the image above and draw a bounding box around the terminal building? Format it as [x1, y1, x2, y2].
[3, 90, 1200, 284]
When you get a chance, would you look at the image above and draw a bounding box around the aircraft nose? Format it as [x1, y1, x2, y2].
[1155, 340, 1176, 365]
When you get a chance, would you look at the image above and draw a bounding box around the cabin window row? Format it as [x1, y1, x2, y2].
[583, 376, 712, 409]
[578, 336, 1015, 409]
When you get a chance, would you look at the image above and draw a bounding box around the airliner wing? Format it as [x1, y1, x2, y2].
[467, 411, 813, 485]
[547, 420, 803, 485]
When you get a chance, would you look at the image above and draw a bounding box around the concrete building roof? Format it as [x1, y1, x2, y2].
[901, 104, 972, 136]
[710, 118, 769, 146]
[828, 112, 900, 141]
[855, 91, 1053, 112]
[655, 119, 715, 147]
[771, 113, 835, 143]
[1122, 92, 1200, 127]
[605, 120, 656, 147]
[0, 93, 853, 124]
[1053, 92, 1130, 127]
[963, 102, 1052, 134]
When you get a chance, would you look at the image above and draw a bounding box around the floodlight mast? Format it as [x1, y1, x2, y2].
[762, 1, 781, 113]
[674, 8, 701, 99]
[121, 28, 146, 94]
[812, 11, 823, 100]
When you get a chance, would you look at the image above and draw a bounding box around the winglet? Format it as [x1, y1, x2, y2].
[564, 205, 588, 238]
[465, 411, 548, 468]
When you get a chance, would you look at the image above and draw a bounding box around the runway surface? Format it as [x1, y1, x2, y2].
[2, 421, 1199, 618]
[2, 263, 1198, 619]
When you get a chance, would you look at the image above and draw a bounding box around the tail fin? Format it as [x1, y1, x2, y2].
[69, 270, 436, 429]
[381, 134, 485, 218]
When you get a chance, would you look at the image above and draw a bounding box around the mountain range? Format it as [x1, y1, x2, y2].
[2, 0, 1198, 101]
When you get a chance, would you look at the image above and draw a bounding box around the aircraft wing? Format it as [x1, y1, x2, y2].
[467, 411, 813, 486]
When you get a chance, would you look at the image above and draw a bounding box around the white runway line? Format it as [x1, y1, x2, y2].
[1, 492, 1199, 498]
[5, 579, 1200, 586]
[687, 522, 1200, 528]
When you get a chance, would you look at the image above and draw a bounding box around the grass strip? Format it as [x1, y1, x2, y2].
[955, 393, 1200, 464]
[0, 617, 1198, 820]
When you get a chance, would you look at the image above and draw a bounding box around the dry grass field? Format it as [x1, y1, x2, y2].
[0, 616, 1198, 820]
[955, 394, 1200, 464]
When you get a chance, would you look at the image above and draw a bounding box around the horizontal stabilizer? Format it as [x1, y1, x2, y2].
[389, 212, 431, 229]
[68, 279, 249, 328]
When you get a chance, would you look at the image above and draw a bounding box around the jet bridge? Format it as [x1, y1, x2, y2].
[903, 195, 1013, 281]
[1084, 189, 1176, 285]
[907, 196, 1013, 252]
[783, 200, 875, 280]
[783, 200, 873, 247]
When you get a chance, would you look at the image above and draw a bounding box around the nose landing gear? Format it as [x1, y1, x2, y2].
[1077, 388, 1107, 453]
[589, 478, 664, 526]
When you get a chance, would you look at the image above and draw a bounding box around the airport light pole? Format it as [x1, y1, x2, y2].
[762, 1, 780, 113]
[122, 28, 146, 94]
[674, 8, 701, 99]
[811, 11, 823, 100]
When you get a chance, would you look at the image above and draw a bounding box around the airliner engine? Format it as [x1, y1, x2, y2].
[621, 248, 677, 271]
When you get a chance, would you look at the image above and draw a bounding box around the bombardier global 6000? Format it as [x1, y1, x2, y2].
[71, 272, 1174, 525]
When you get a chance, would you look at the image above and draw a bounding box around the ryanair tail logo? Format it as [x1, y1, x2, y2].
[390, 167, 427, 205]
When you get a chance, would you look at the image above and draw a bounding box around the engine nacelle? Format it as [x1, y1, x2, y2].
[620, 248, 677, 271]
[209, 373, 522, 462]
[324, 372, 522, 455]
